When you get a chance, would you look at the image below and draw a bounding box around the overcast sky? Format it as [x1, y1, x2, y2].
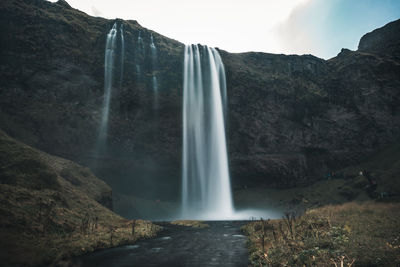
[49, 0, 400, 59]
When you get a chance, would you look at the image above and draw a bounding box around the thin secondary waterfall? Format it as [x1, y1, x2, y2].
[135, 31, 144, 77]
[152, 76, 158, 109]
[150, 34, 156, 53]
[98, 22, 117, 146]
[182, 44, 233, 219]
[119, 24, 125, 89]
[150, 34, 158, 109]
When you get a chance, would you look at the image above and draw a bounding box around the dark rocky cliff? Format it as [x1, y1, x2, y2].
[358, 19, 400, 57]
[223, 39, 400, 188]
[0, 0, 399, 202]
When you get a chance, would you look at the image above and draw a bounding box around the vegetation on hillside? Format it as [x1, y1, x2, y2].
[0, 130, 161, 266]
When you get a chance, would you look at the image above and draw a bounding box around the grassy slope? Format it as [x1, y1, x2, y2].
[0, 130, 161, 266]
[241, 143, 400, 266]
[242, 202, 400, 267]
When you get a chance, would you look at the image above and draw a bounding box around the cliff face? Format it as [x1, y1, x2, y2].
[223, 42, 400, 187]
[0, 0, 184, 200]
[358, 19, 400, 57]
[0, 0, 399, 202]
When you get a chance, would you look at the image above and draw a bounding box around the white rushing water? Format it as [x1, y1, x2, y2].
[98, 22, 117, 145]
[135, 31, 144, 77]
[150, 34, 158, 109]
[150, 34, 156, 51]
[119, 24, 125, 89]
[152, 76, 158, 109]
[182, 44, 233, 219]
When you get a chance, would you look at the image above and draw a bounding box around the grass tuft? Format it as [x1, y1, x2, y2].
[242, 202, 400, 266]
[170, 220, 209, 228]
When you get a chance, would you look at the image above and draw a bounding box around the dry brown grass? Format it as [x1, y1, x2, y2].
[0, 130, 162, 266]
[170, 220, 209, 228]
[242, 201, 400, 267]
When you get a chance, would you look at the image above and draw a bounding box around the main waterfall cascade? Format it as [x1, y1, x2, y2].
[96, 24, 278, 220]
[182, 44, 234, 219]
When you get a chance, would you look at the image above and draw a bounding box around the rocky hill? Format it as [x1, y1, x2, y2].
[223, 38, 400, 188]
[0, 129, 160, 266]
[358, 18, 400, 57]
[0, 0, 399, 208]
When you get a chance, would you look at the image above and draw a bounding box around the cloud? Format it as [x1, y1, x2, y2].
[270, 0, 333, 57]
[47, 0, 400, 58]
[91, 5, 103, 17]
[271, 0, 400, 59]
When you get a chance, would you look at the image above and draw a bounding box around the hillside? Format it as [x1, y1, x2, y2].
[0, 130, 160, 266]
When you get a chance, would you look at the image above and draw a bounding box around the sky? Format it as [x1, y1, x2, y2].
[49, 0, 400, 59]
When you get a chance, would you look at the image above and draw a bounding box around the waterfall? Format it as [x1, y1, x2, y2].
[182, 44, 233, 219]
[152, 76, 158, 109]
[150, 34, 156, 51]
[150, 34, 158, 109]
[119, 24, 125, 90]
[98, 22, 117, 147]
[135, 31, 144, 77]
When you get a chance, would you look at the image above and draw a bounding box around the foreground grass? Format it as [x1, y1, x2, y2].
[0, 206, 161, 266]
[242, 202, 400, 267]
[170, 220, 209, 228]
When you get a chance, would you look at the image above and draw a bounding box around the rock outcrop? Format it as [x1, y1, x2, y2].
[358, 19, 400, 57]
[0, 0, 399, 204]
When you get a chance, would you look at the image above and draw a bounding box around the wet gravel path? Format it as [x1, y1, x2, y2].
[77, 221, 249, 267]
